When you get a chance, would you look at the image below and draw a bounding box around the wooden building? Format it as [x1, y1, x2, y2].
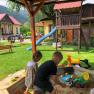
[35, 18, 53, 36]
[54, 1, 94, 47]
[0, 13, 21, 40]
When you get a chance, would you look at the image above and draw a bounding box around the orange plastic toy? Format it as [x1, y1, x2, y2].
[67, 55, 80, 67]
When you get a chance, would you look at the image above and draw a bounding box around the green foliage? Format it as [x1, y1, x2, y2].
[90, 37, 94, 47]
[39, 27, 44, 34]
[89, 49, 94, 53]
[7, 0, 21, 12]
[35, 11, 46, 22]
[35, 27, 44, 35]
[20, 22, 30, 35]
[26, 32, 31, 36]
[41, 4, 55, 22]
[43, 38, 54, 42]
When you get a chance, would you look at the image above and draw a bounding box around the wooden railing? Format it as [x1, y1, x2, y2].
[56, 14, 80, 28]
[82, 6, 94, 18]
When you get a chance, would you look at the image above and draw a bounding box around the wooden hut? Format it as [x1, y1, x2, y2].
[54, 1, 94, 48]
[35, 18, 53, 36]
[0, 13, 21, 40]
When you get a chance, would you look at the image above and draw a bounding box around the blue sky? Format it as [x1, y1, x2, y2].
[0, 0, 94, 6]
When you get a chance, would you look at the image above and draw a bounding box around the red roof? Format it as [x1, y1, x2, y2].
[0, 13, 6, 21]
[9, 16, 21, 25]
[54, 1, 81, 10]
[0, 13, 21, 25]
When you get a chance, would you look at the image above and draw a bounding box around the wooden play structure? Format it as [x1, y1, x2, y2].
[54, 1, 94, 51]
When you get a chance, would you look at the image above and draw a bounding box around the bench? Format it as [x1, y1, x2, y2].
[0, 45, 12, 52]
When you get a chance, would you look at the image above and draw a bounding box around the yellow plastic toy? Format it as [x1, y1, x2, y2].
[82, 72, 90, 81]
[67, 55, 80, 66]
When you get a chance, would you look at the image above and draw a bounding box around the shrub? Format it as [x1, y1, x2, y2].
[90, 37, 94, 47]
[43, 38, 54, 42]
[26, 32, 31, 36]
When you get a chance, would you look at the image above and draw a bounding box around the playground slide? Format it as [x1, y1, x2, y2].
[27, 27, 57, 50]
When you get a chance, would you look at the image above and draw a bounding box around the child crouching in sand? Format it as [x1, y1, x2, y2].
[24, 51, 42, 94]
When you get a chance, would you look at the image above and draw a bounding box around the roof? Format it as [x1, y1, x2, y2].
[40, 18, 52, 21]
[54, 1, 82, 10]
[9, 16, 21, 25]
[0, 13, 6, 21]
[0, 13, 21, 25]
[35, 22, 44, 27]
[9, 0, 83, 6]
[35, 18, 53, 27]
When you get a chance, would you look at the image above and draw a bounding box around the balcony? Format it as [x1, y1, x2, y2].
[56, 14, 80, 29]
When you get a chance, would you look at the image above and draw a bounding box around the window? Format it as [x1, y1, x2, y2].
[16, 27, 19, 34]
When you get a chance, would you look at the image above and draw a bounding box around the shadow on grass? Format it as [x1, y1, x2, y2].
[13, 45, 21, 48]
[62, 45, 92, 52]
[13, 43, 30, 48]
[0, 52, 15, 55]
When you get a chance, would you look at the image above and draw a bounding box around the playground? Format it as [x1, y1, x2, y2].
[0, 0, 94, 94]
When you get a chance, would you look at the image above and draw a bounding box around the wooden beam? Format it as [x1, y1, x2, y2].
[56, 25, 80, 30]
[30, 16, 36, 54]
[82, 17, 94, 21]
[33, 1, 45, 16]
[78, 29, 81, 53]
[78, 0, 83, 52]
[88, 21, 91, 46]
[56, 29, 58, 51]
[23, 0, 36, 54]
[22, 0, 33, 16]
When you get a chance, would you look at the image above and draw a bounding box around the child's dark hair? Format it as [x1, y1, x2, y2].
[53, 51, 63, 60]
[32, 51, 42, 62]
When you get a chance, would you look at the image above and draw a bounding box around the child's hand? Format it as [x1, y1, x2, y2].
[24, 90, 31, 94]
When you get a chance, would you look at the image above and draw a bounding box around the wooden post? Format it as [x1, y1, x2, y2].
[30, 15, 36, 54]
[60, 29, 62, 49]
[56, 29, 58, 51]
[78, 29, 81, 53]
[78, 0, 83, 53]
[23, 0, 44, 54]
[56, 11, 58, 27]
[89, 21, 91, 46]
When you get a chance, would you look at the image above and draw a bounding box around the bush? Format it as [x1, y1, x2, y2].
[43, 38, 54, 42]
[90, 37, 94, 47]
[26, 32, 31, 36]
[89, 49, 94, 53]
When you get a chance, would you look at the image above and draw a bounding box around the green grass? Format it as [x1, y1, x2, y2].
[0, 42, 94, 80]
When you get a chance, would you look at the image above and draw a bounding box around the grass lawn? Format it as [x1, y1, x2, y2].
[0, 42, 94, 80]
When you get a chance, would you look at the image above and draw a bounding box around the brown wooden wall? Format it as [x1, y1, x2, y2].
[82, 4, 94, 18]
[56, 4, 94, 29]
[66, 30, 73, 43]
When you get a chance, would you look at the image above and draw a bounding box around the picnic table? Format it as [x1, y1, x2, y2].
[0, 45, 12, 52]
